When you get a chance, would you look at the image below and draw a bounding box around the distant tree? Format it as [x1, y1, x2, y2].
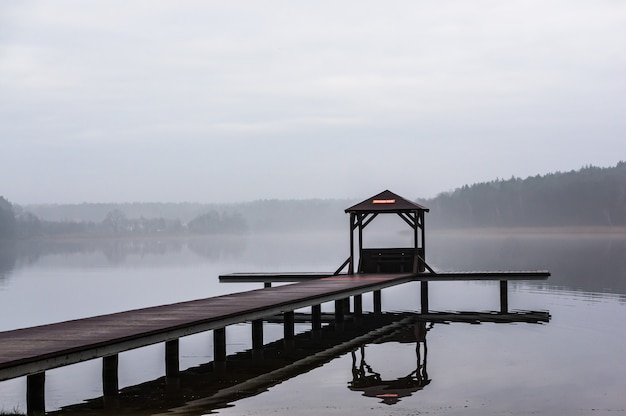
[187, 210, 248, 234]
[187, 210, 220, 234]
[0, 196, 17, 239]
[219, 211, 248, 234]
[101, 209, 128, 233]
[15, 211, 42, 238]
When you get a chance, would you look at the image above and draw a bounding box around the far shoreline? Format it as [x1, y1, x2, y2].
[6, 225, 626, 243]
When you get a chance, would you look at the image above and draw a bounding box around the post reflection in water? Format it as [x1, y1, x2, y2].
[50, 313, 418, 415]
[349, 320, 433, 405]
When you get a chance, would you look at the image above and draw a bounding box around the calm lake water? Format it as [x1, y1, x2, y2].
[0, 229, 625, 415]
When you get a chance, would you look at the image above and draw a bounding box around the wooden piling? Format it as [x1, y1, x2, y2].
[252, 319, 264, 350]
[213, 328, 227, 363]
[284, 311, 295, 339]
[283, 311, 295, 349]
[420, 281, 429, 313]
[373, 290, 382, 314]
[343, 297, 351, 314]
[102, 354, 119, 396]
[311, 304, 322, 331]
[334, 299, 345, 323]
[26, 372, 45, 416]
[500, 280, 509, 313]
[165, 340, 179, 378]
[354, 294, 363, 316]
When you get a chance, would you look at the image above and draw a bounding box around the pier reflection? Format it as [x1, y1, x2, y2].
[0, 241, 16, 283]
[349, 321, 433, 405]
[50, 310, 549, 416]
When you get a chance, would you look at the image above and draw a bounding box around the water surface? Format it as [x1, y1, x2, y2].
[0, 230, 624, 415]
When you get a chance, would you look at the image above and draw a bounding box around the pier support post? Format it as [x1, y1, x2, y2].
[252, 319, 264, 350]
[102, 354, 119, 399]
[343, 297, 351, 314]
[214, 328, 227, 366]
[354, 294, 363, 316]
[284, 311, 295, 339]
[312, 304, 322, 332]
[284, 311, 295, 349]
[264, 282, 272, 288]
[420, 282, 429, 313]
[26, 372, 45, 416]
[334, 299, 345, 323]
[373, 290, 382, 314]
[165, 339, 180, 379]
[500, 280, 509, 313]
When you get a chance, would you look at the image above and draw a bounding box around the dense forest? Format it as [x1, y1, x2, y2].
[1, 162, 625, 240]
[423, 161, 626, 228]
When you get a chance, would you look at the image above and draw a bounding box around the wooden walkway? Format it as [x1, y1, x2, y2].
[0, 273, 413, 382]
[0, 270, 549, 414]
[219, 269, 550, 323]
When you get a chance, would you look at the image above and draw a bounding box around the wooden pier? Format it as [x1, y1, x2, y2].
[0, 271, 548, 415]
[220, 270, 550, 314]
[0, 190, 550, 415]
[0, 273, 421, 414]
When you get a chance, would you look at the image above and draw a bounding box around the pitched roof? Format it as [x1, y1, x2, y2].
[345, 190, 429, 213]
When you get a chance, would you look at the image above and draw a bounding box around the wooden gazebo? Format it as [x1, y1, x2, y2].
[336, 190, 434, 275]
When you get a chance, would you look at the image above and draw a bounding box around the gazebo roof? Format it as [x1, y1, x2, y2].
[345, 190, 429, 213]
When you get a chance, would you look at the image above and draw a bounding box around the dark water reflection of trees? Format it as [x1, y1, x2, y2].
[0, 241, 17, 283]
[2, 232, 625, 297]
[428, 232, 626, 297]
[0, 236, 247, 279]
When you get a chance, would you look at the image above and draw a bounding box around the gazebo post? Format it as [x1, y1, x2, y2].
[421, 211, 427, 263]
[349, 213, 355, 274]
[358, 214, 364, 272]
[413, 211, 418, 252]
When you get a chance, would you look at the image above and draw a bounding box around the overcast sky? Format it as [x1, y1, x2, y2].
[1, 1, 625, 204]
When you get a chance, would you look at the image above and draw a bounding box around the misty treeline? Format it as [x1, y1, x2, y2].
[0, 198, 349, 240]
[1, 162, 625, 240]
[0, 204, 248, 239]
[423, 161, 626, 228]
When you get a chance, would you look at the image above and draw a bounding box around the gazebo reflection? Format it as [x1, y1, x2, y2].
[348, 320, 433, 405]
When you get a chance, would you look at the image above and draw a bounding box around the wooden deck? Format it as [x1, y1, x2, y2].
[0, 273, 413, 382]
[218, 270, 551, 322]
